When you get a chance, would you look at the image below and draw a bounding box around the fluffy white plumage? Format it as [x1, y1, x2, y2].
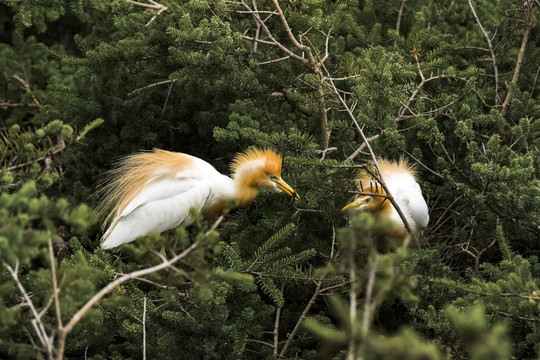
[381, 169, 429, 232]
[342, 158, 429, 233]
[98, 148, 298, 249]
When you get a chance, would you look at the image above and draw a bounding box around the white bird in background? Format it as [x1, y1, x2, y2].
[342, 158, 429, 234]
[98, 148, 299, 249]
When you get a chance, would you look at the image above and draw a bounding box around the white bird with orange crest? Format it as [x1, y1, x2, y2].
[342, 158, 429, 234]
[98, 148, 299, 249]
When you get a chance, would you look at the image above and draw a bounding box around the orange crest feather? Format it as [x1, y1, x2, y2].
[230, 148, 282, 177]
[358, 157, 417, 185]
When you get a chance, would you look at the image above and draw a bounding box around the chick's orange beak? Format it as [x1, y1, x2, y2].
[272, 177, 300, 200]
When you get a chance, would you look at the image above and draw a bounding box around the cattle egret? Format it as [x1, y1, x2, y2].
[99, 148, 299, 249]
[342, 158, 429, 233]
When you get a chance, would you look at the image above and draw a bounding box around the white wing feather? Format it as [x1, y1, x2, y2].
[385, 173, 429, 232]
[101, 181, 213, 249]
[101, 155, 236, 249]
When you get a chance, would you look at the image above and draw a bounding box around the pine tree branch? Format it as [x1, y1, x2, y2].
[429, 278, 540, 301]
[6, 135, 67, 172]
[437, 141, 540, 235]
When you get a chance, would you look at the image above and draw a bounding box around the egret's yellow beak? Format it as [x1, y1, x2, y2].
[341, 198, 369, 212]
[272, 177, 300, 200]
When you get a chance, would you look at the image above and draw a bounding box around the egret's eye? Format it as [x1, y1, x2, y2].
[269, 174, 278, 181]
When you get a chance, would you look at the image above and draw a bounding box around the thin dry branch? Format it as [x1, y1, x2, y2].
[362, 253, 378, 332]
[315, 55, 413, 234]
[346, 244, 359, 360]
[467, 0, 500, 105]
[237, 0, 331, 149]
[345, 64, 465, 162]
[238, 0, 307, 64]
[501, 0, 533, 115]
[6, 136, 68, 172]
[12, 75, 41, 108]
[278, 282, 322, 358]
[128, 79, 176, 96]
[457, 236, 498, 270]
[0, 101, 41, 110]
[270, 0, 318, 72]
[394, 0, 408, 48]
[48, 239, 63, 331]
[143, 297, 147, 360]
[3, 260, 54, 358]
[54, 215, 225, 360]
[273, 284, 284, 356]
[125, 0, 168, 25]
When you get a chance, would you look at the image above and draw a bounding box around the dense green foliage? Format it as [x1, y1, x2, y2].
[1, 0, 539, 359]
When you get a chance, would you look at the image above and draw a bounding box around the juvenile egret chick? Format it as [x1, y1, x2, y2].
[342, 158, 429, 233]
[99, 148, 299, 249]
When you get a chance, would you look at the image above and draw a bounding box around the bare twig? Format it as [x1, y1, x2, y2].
[270, 0, 318, 72]
[400, 148, 443, 178]
[6, 139, 67, 172]
[278, 282, 321, 358]
[467, 0, 500, 105]
[394, 0, 408, 48]
[12, 75, 41, 108]
[48, 239, 63, 331]
[256, 55, 291, 65]
[143, 297, 147, 360]
[273, 284, 283, 356]
[128, 79, 177, 96]
[346, 243, 358, 360]
[315, 147, 337, 159]
[501, 0, 533, 115]
[346, 134, 380, 161]
[457, 236, 497, 270]
[318, 58, 413, 234]
[55, 214, 225, 360]
[3, 260, 54, 358]
[124, 0, 168, 25]
[238, 1, 307, 64]
[0, 101, 41, 110]
[161, 79, 175, 115]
